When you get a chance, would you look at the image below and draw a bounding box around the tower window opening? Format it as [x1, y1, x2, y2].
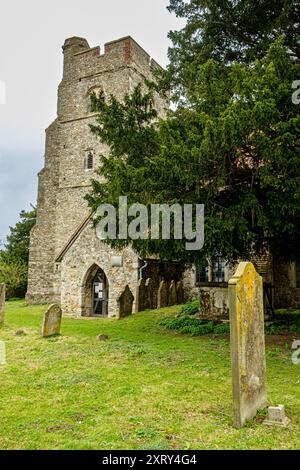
[88, 86, 105, 113]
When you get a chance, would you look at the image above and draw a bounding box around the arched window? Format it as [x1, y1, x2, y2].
[84, 150, 94, 170]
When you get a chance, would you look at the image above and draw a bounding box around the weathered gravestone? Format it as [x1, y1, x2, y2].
[135, 278, 146, 312]
[176, 281, 184, 305]
[263, 405, 290, 428]
[145, 278, 154, 310]
[0, 283, 5, 326]
[228, 262, 267, 428]
[42, 304, 62, 337]
[157, 280, 168, 309]
[168, 280, 177, 306]
[0, 340, 6, 365]
[118, 285, 134, 318]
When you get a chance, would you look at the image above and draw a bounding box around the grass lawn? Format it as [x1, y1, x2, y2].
[0, 300, 300, 450]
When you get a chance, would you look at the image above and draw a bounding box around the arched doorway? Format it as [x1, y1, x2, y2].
[82, 264, 109, 317]
[92, 268, 109, 316]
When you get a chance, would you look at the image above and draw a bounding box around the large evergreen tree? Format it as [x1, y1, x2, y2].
[87, 1, 300, 265]
[167, 0, 300, 101]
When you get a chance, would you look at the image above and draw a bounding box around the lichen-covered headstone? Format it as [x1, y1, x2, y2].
[0, 340, 6, 365]
[118, 285, 134, 318]
[0, 283, 5, 326]
[157, 280, 168, 309]
[228, 262, 267, 428]
[176, 281, 184, 305]
[168, 280, 177, 306]
[42, 304, 62, 337]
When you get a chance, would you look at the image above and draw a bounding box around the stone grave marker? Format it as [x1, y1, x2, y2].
[157, 280, 168, 309]
[176, 281, 184, 305]
[228, 262, 267, 428]
[145, 278, 154, 310]
[263, 405, 290, 427]
[135, 278, 146, 312]
[118, 285, 134, 318]
[42, 304, 62, 337]
[168, 280, 177, 306]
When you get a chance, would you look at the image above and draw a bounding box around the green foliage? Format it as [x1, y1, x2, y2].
[160, 315, 230, 335]
[87, 84, 159, 212]
[213, 322, 231, 335]
[275, 309, 300, 316]
[4, 208, 36, 263]
[87, 3, 300, 264]
[88, 39, 300, 263]
[0, 207, 36, 298]
[290, 323, 300, 333]
[180, 300, 201, 315]
[265, 321, 300, 335]
[0, 256, 28, 298]
[162, 315, 300, 336]
[167, 0, 299, 101]
[265, 322, 284, 335]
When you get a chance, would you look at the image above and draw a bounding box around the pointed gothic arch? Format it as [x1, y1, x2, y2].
[81, 264, 109, 317]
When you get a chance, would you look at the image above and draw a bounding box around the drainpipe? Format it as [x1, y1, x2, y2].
[138, 257, 148, 280]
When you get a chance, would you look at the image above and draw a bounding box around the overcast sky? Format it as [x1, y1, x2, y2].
[0, 0, 184, 246]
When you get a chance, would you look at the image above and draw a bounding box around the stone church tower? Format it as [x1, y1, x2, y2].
[26, 36, 166, 317]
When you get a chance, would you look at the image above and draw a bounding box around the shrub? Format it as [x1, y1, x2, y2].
[265, 321, 300, 335]
[213, 322, 230, 334]
[290, 323, 300, 333]
[180, 300, 201, 316]
[159, 316, 229, 336]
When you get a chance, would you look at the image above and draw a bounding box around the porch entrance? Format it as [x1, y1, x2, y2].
[92, 268, 108, 316]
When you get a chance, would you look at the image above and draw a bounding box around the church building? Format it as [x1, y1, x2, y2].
[26, 36, 300, 318]
[26, 36, 176, 317]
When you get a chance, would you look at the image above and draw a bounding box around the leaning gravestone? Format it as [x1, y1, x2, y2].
[168, 280, 177, 306]
[118, 285, 134, 318]
[157, 280, 168, 309]
[176, 281, 184, 305]
[145, 278, 154, 310]
[228, 262, 267, 428]
[42, 304, 62, 337]
[0, 283, 5, 326]
[135, 278, 146, 312]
